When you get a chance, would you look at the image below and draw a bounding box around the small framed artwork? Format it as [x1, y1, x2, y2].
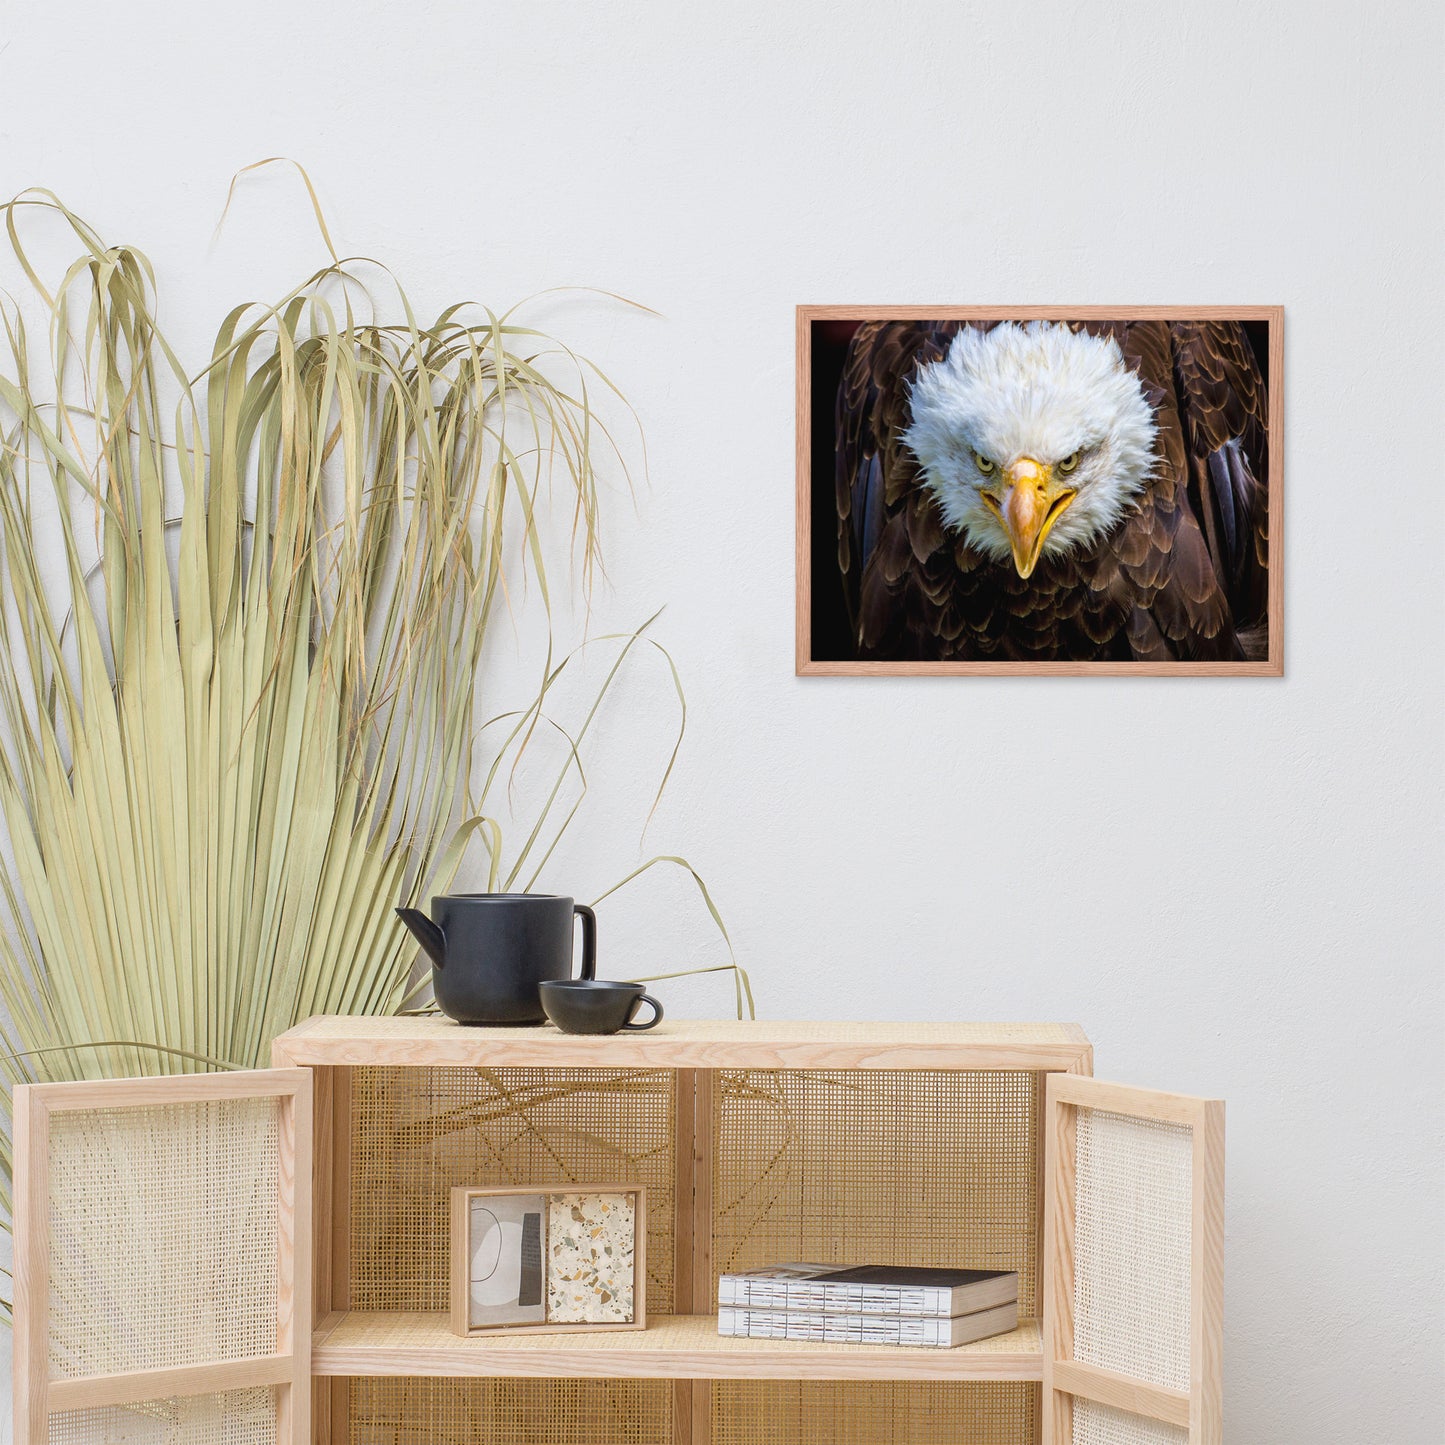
[796, 306, 1283, 675]
[449, 1184, 646, 1337]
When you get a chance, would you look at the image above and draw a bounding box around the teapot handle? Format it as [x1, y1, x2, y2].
[573, 903, 597, 981]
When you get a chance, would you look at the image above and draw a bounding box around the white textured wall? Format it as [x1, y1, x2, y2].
[2, 1, 1442, 1440]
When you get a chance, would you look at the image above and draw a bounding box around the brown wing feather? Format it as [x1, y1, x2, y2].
[836, 320, 962, 652]
[1169, 321, 1270, 650]
[1104, 319, 1239, 662]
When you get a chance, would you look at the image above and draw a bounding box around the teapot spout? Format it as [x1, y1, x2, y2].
[396, 907, 447, 969]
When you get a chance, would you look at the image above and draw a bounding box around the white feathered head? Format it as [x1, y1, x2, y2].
[902, 321, 1157, 578]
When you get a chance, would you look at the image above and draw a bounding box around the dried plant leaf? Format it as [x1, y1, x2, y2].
[0, 181, 748, 1324]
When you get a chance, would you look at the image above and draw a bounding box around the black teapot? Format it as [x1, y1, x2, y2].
[396, 893, 596, 1025]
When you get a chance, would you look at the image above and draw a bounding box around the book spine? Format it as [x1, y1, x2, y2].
[717, 1308, 956, 1348]
[716, 1278, 953, 1317]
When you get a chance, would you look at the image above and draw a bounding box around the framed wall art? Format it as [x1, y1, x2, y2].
[796, 306, 1283, 675]
[450, 1184, 646, 1337]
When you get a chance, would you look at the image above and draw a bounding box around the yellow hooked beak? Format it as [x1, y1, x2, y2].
[980, 457, 1077, 579]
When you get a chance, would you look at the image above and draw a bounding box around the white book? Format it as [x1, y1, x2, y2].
[717, 1300, 1020, 1349]
[717, 1263, 1018, 1318]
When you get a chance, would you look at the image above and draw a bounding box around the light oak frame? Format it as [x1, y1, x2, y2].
[449, 1184, 647, 1336]
[1041, 1074, 1225, 1445]
[11, 1069, 313, 1445]
[795, 304, 1285, 676]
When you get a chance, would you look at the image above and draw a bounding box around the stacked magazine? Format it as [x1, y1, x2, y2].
[716, 1263, 1019, 1349]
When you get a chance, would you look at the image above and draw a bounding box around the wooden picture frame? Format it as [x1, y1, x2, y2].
[449, 1184, 647, 1337]
[796, 305, 1284, 676]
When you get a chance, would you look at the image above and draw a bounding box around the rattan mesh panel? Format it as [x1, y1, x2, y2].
[48, 1388, 277, 1444]
[349, 1067, 675, 1314]
[47, 1099, 280, 1377]
[1072, 1399, 1188, 1445]
[1073, 1107, 1192, 1391]
[712, 1381, 1037, 1445]
[348, 1377, 672, 1444]
[712, 1070, 1040, 1315]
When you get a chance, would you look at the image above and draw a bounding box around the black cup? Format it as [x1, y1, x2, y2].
[539, 980, 664, 1035]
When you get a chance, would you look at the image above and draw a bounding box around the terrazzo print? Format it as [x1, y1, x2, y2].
[546, 1192, 636, 1323]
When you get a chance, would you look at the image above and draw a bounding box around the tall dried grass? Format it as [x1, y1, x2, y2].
[0, 175, 748, 1318]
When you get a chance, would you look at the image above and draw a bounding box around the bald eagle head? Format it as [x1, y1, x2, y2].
[902, 321, 1157, 579]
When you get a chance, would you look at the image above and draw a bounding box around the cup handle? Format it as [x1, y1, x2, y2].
[573, 904, 597, 981]
[621, 993, 663, 1031]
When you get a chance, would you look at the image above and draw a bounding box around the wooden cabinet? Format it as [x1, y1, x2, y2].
[11, 1019, 1223, 1445]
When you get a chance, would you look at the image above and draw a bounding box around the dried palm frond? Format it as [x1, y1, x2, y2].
[0, 180, 747, 1321]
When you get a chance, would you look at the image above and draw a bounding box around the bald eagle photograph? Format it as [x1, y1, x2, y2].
[798, 308, 1282, 674]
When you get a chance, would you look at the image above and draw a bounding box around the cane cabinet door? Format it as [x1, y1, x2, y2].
[1042, 1075, 1224, 1445]
[12, 1069, 312, 1445]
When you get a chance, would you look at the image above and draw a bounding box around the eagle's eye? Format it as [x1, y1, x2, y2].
[973, 451, 996, 475]
[1058, 452, 1080, 474]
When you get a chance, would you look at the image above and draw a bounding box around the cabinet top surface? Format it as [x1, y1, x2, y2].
[272, 1015, 1091, 1070]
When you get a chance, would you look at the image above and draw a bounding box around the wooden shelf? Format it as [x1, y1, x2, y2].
[274, 1015, 1092, 1072]
[311, 1311, 1043, 1382]
[282, 1020, 1103, 1442]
